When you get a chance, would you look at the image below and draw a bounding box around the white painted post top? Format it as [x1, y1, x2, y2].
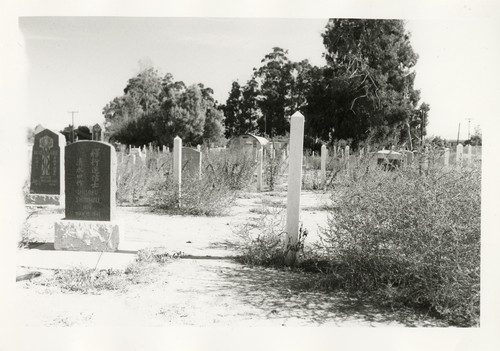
[291, 111, 305, 120]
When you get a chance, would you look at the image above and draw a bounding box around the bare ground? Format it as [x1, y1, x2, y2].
[17, 190, 450, 327]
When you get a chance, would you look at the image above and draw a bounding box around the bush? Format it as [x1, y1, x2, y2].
[263, 151, 288, 191]
[116, 151, 171, 205]
[203, 148, 257, 191]
[233, 206, 308, 267]
[150, 149, 256, 216]
[319, 163, 481, 326]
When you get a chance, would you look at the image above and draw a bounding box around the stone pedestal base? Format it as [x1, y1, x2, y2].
[54, 219, 121, 252]
[26, 194, 63, 206]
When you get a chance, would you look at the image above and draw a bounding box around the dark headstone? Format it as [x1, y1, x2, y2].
[92, 124, 103, 141]
[65, 141, 116, 221]
[30, 129, 65, 195]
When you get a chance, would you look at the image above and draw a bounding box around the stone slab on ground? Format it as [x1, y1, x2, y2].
[54, 219, 121, 252]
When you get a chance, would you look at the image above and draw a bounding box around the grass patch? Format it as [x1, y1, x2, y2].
[31, 247, 183, 294]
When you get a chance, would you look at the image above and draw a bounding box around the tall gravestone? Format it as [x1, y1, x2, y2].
[182, 147, 202, 179]
[54, 141, 120, 251]
[26, 128, 65, 206]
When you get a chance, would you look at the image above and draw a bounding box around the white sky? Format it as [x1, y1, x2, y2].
[17, 14, 500, 140]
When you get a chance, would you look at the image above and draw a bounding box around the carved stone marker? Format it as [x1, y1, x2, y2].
[92, 123, 103, 141]
[26, 128, 65, 206]
[54, 141, 120, 251]
[182, 147, 202, 179]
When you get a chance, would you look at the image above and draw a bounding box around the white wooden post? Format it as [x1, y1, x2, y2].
[444, 147, 450, 166]
[173, 136, 182, 206]
[285, 112, 305, 266]
[257, 148, 263, 192]
[131, 154, 136, 165]
[456, 143, 463, 165]
[466, 144, 472, 164]
[320, 144, 327, 186]
[197, 144, 201, 152]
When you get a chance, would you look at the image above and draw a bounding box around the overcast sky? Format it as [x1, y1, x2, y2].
[18, 14, 499, 140]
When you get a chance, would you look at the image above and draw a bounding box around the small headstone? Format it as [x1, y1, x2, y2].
[92, 124, 103, 141]
[182, 147, 202, 179]
[444, 148, 450, 166]
[54, 141, 120, 251]
[26, 128, 65, 206]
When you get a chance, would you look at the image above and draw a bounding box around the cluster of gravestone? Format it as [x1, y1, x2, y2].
[27, 127, 120, 252]
[25, 112, 312, 265]
[27, 128, 205, 252]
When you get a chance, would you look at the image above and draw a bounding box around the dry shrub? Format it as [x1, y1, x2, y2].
[150, 148, 256, 215]
[233, 206, 308, 267]
[320, 163, 481, 326]
[116, 152, 171, 205]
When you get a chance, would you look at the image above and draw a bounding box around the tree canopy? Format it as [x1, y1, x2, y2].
[103, 67, 225, 147]
[222, 19, 429, 149]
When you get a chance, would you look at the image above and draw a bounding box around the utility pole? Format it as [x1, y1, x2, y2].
[457, 122, 461, 145]
[465, 118, 473, 140]
[68, 111, 78, 143]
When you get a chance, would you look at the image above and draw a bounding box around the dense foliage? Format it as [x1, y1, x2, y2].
[222, 19, 429, 149]
[103, 68, 225, 148]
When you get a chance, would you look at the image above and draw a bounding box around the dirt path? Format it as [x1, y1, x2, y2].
[17, 258, 448, 327]
[17, 190, 450, 327]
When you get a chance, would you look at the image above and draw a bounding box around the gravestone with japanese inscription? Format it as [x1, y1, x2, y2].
[26, 128, 65, 206]
[54, 141, 121, 251]
[182, 147, 202, 179]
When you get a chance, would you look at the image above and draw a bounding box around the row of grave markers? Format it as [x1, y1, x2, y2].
[26, 122, 475, 262]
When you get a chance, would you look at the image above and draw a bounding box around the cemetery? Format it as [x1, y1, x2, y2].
[17, 115, 481, 327]
[15, 18, 483, 330]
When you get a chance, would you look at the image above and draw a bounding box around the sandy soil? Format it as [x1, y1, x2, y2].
[17, 190, 450, 327]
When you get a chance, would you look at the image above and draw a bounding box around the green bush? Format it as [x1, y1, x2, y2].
[319, 163, 481, 326]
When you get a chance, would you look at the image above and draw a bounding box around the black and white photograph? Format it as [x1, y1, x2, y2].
[1, 0, 499, 350]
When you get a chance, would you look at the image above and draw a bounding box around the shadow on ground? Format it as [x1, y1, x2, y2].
[211, 262, 449, 327]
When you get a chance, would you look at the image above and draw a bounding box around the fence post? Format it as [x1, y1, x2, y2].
[320, 144, 327, 186]
[444, 147, 450, 166]
[173, 136, 182, 206]
[285, 111, 305, 266]
[257, 148, 263, 191]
